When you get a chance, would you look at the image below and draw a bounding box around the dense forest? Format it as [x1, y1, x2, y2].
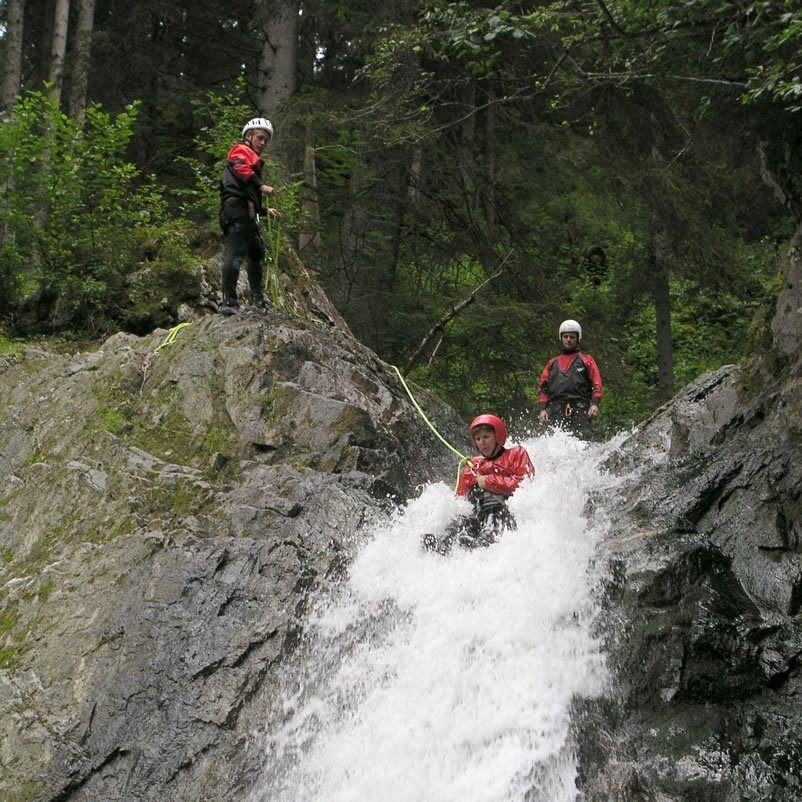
[1, 0, 800, 431]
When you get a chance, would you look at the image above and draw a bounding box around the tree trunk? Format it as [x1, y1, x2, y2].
[68, 0, 96, 122]
[256, 0, 299, 113]
[459, 83, 477, 216]
[47, 0, 71, 106]
[771, 218, 802, 363]
[407, 146, 423, 264]
[651, 229, 674, 401]
[298, 121, 321, 259]
[1, 0, 25, 113]
[338, 142, 369, 312]
[484, 83, 496, 226]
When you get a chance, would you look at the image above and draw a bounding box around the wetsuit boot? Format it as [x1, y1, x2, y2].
[247, 260, 266, 309]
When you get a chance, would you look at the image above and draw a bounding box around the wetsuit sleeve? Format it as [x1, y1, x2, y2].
[537, 357, 556, 408]
[481, 446, 535, 496]
[583, 354, 603, 404]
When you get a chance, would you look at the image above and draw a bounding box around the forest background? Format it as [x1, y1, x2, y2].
[1, 0, 800, 434]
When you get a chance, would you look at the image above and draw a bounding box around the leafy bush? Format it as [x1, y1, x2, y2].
[0, 91, 192, 332]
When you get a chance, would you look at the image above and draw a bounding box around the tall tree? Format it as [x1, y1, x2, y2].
[47, 0, 70, 105]
[1, 0, 25, 112]
[298, 121, 321, 257]
[67, 0, 95, 121]
[257, 0, 299, 113]
[650, 226, 674, 400]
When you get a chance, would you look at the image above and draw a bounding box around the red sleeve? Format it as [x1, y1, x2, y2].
[456, 458, 482, 497]
[582, 354, 603, 402]
[481, 446, 535, 496]
[227, 144, 263, 188]
[537, 356, 557, 405]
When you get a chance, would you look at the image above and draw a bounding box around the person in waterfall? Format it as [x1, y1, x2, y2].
[218, 117, 281, 316]
[537, 319, 603, 440]
[423, 414, 535, 554]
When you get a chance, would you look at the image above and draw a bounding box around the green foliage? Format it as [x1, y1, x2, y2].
[177, 82, 303, 239]
[0, 2, 794, 432]
[98, 406, 126, 435]
[0, 91, 193, 332]
[176, 86, 253, 224]
[309, 0, 789, 432]
[0, 326, 22, 358]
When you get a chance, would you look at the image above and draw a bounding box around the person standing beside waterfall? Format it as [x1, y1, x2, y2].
[537, 319, 603, 440]
[423, 414, 534, 553]
[218, 117, 281, 316]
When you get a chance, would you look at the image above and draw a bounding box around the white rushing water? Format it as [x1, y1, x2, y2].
[252, 430, 622, 802]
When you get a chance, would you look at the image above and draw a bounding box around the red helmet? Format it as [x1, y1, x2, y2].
[469, 414, 507, 447]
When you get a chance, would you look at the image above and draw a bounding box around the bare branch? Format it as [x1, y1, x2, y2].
[403, 252, 512, 376]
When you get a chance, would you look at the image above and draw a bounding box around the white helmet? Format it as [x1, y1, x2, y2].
[242, 117, 274, 139]
[559, 319, 582, 341]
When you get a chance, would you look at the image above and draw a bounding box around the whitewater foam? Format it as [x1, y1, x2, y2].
[252, 430, 621, 802]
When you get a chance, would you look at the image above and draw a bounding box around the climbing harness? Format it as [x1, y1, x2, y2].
[391, 365, 472, 491]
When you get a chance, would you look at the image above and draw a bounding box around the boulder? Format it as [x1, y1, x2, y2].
[0, 307, 465, 801]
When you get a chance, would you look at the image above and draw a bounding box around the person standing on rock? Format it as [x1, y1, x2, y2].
[423, 414, 535, 553]
[218, 117, 281, 316]
[537, 319, 603, 439]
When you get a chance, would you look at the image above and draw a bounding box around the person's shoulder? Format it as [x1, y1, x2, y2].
[228, 142, 254, 159]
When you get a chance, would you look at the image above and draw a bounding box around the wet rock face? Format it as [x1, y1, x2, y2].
[0, 309, 465, 801]
[772, 220, 802, 362]
[578, 360, 802, 800]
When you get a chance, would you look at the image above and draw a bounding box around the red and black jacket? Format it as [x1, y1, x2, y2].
[219, 143, 265, 215]
[537, 352, 603, 409]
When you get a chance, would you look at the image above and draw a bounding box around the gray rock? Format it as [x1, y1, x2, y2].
[0, 303, 465, 802]
[577, 350, 802, 799]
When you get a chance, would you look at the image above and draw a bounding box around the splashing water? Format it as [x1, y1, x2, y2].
[252, 430, 621, 802]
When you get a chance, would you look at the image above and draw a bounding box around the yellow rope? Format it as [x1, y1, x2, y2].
[391, 365, 472, 492]
[265, 212, 284, 309]
[155, 322, 191, 352]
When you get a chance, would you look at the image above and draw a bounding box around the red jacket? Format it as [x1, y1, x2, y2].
[226, 143, 264, 187]
[219, 143, 265, 211]
[456, 445, 535, 498]
[537, 352, 603, 407]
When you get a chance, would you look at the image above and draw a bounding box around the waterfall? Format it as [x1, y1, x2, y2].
[251, 430, 621, 801]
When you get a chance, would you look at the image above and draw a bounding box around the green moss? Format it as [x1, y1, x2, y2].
[199, 426, 230, 456]
[37, 580, 55, 602]
[136, 478, 211, 519]
[0, 330, 23, 358]
[208, 373, 224, 396]
[0, 601, 19, 636]
[23, 512, 79, 574]
[98, 406, 127, 434]
[0, 601, 26, 670]
[0, 482, 25, 511]
[134, 406, 194, 461]
[258, 387, 281, 414]
[0, 781, 41, 802]
[86, 514, 134, 545]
